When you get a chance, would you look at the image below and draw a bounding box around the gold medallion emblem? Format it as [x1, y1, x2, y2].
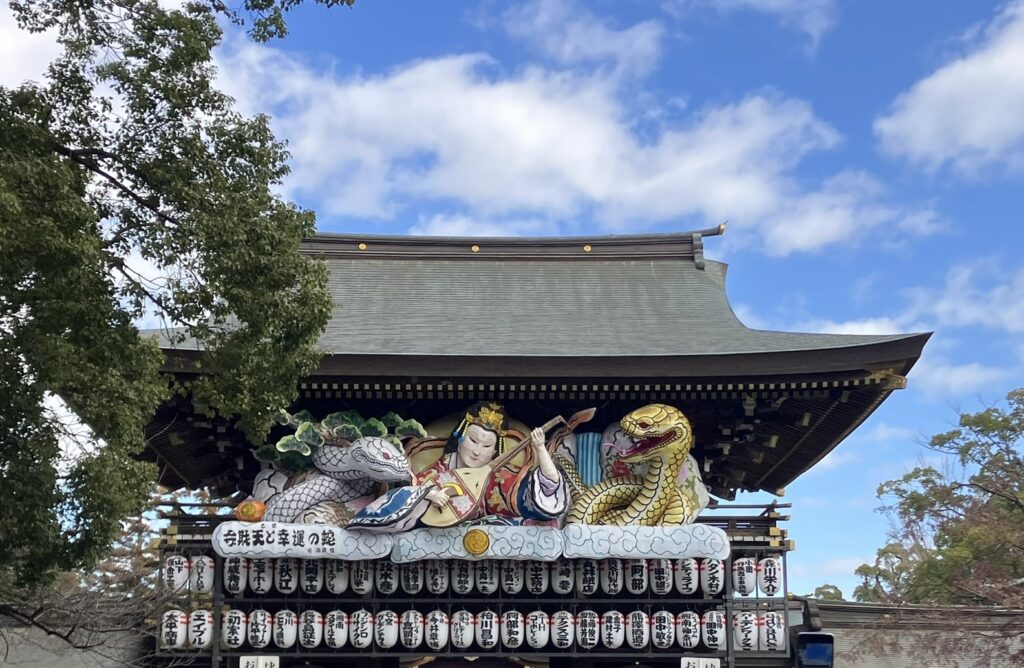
[463, 528, 490, 556]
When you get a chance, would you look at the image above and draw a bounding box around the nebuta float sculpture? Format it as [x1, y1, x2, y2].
[350, 401, 582, 531]
[562, 404, 704, 526]
[237, 401, 709, 532]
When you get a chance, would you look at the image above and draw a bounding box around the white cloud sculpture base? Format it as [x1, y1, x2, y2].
[212, 522, 730, 561]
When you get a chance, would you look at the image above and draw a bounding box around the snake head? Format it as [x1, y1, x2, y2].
[617, 404, 692, 463]
[349, 436, 412, 482]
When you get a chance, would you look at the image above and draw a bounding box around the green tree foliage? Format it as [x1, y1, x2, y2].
[1, 0, 339, 587]
[811, 584, 845, 601]
[0, 486, 223, 661]
[854, 388, 1024, 607]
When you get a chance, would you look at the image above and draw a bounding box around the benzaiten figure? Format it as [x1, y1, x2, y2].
[349, 402, 570, 532]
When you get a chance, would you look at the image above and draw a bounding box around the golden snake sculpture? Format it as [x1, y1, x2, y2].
[560, 404, 698, 526]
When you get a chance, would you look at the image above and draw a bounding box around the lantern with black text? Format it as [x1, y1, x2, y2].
[299, 610, 323, 649]
[160, 610, 187, 650]
[324, 610, 349, 649]
[551, 610, 575, 649]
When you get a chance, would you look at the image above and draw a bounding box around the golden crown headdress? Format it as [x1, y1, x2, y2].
[458, 401, 507, 436]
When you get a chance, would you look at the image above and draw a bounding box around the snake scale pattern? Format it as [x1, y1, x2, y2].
[262, 437, 410, 524]
[562, 404, 698, 526]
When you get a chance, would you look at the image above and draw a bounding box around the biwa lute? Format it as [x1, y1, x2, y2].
[420, 408, 595, 527]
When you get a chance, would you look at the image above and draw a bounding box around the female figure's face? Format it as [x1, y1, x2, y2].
[459, 424, 498, 468]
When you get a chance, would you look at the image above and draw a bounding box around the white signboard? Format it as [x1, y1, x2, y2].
[240, 657, 280, 668]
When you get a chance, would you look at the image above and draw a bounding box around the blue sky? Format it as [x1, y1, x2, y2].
[4, 0, 1024, 598]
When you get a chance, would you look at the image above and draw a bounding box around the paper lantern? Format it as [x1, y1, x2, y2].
[450, 610, 475, 650]
[650, 558, 673, 595]
[222, 556, 248, 594]
[400, 609, 424, 649]
[758, 556, 783, 596]
[376, 560, 398, 595]
[426, 559, 449, 594]
[324, 559, 348, 595]
[733, 557, 757, 595]
[300, 559, 323, 595]
[400, 561, 423, 595]
[675, 611, 700, 649]
[526, 560, 549, 594]
[374, 610, 399, 649]
[273, 610, 297, 649]
[160, 609, 187, 649]
[425, 610, 449, 650]
[732, 611, 758, 651]
[652, 610, 675, 649]
[275, 558, 299, 594]
[551, 610, 574, 649]
[576, 609, 599, 649]
[349, 609, 373, 649]
[187, 610, 214, 650]
[451, 561, 474, 595]
[189, 556, 214, 594]
[700, 559, 725, 596]
[625, 559, 649, 594]
[601, 610, 625, 649]
[248, 558, 273, 595]
[626, 610, 650, 649]
[221, 609, 247, 649]
[351, 561, 373, 595]
[475, 609, 499, 649]
[247, 609, 272, 649]
[500, 610, 524, 649]
[599, 558, 624, 595]
[324, 610, 349, 649]
[551, 560, 574, 594]
[500, 560, 524, 594]
[163, 556, 189, 593]
[575, 558, 599, 596]
[700, 609, 725, 650]
[525, 610, 550, 649]
[475, 560, 499, 595]
[674, 558, 699, 595]
[759, 611, 786, 651]
[299, 610, 323, 649]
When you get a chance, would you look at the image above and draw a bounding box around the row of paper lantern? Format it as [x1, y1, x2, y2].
[165, 556, 782, 597]
[162, 608, 786, 652]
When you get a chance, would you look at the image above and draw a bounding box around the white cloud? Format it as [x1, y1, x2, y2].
[909, 355, 1012, 397]
[732, 303, 773, 329]
[409, 213, 553, 237]
[0, 5, 61, 87]
[796, 263, 1024, 338]
[794, 315, 914, 336]
[216, 42, 932, 254]
[814, 448, 859, 471]
[503, 0, 664, 76]
[665, 0, 838, 47]
[860, 422, 916, 444]
[875, 1, 1024, 173]
[906, 264, 1024, 334]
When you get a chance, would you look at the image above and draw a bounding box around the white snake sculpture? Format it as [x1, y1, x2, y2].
[258, 436, 411, 524]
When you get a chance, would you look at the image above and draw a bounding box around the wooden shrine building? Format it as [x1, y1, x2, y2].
[143, 227, 930, 668]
